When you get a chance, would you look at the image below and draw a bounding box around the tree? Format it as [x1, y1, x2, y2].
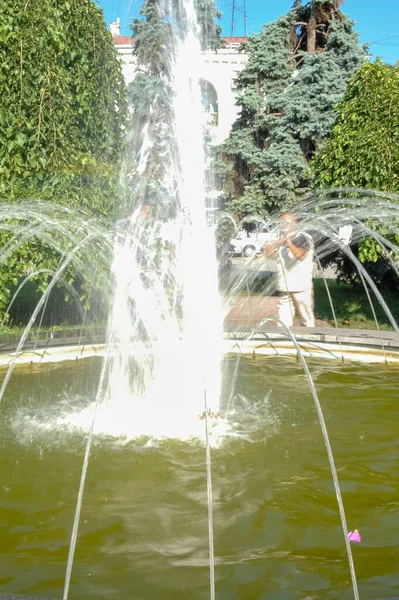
[0, 0, 127, 216]
[311, 61, 399, 292]
[0, 0, 127, 317]
[127, 0, 177, 216]
[196, 0, 223, 51]
[311, 61, 399, 193]
[218, 0, 366, 216]
[127, 0, 222, 219]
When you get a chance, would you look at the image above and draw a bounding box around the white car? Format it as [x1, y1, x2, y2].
[230, 224, 279, 257]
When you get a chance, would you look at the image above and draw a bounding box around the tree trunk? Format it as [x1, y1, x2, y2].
[307, 3, 317, 54]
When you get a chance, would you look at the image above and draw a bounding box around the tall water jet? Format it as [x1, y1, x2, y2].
[99, 0, 223, 439]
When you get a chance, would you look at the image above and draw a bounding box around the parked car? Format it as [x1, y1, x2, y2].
[230, 224, 279, 257]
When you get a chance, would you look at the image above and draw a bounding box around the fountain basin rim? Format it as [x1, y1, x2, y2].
[0, 595, 58, 600]
[225, 338, 399, 364]
[0, 327, 398, 366]
[0, 593, 399, 600]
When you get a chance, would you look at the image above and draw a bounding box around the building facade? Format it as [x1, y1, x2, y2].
[111, 21, 248, 145]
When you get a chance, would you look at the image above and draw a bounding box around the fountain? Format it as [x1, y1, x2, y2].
[1, 0, 224, 597]
[220, 190, 399, 364]
[0, 0, 399, 598]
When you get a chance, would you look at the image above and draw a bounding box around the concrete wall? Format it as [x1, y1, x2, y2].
[199, 46, 248, 144]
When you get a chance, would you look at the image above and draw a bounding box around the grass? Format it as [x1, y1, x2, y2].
[0, 321, 106, 340]
[225, 273, 399, 330]
[0, 279, 397, 338]
[313, 279, 399, 331]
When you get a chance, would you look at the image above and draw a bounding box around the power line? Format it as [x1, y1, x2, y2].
[369, 33, 399, 45]
[355, 21, 399, 25]
[228, 0, 248, 37]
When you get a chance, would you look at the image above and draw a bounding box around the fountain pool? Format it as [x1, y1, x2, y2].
[0, 0, 398, 595]
[1, 355, 398, 600]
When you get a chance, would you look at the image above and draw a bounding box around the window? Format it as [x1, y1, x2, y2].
[200, 79, 219, 127]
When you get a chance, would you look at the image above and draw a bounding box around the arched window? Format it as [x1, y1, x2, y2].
[199, 79, 218, 127]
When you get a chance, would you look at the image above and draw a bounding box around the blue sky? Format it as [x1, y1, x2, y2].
[97, 0, 399, 63]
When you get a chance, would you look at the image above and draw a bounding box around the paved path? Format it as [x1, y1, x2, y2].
[224, 295, 330, 329]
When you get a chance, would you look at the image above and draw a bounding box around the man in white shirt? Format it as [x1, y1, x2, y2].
[263, 212, 315, 328]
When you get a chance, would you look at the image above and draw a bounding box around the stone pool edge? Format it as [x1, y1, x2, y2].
[0, 326, 398, 365]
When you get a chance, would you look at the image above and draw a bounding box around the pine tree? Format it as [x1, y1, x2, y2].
[127, 0, 177, 214]
[127, 0, 221, 218]
[196, 0, 223, 51]
[219, 0, 366, 216]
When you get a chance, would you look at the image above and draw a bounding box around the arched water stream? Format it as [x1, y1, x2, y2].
[0, 0, 398, 598]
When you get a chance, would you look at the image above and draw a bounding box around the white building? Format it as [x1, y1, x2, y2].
[110, 21, 248, 144]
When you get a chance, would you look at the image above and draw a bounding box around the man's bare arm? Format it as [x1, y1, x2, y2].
[286, 237, 307, 260]
[286, 235, 310, 260]
[262, 239, 282, 257]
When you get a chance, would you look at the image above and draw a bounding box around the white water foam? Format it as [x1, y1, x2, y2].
[10, 382, 278, 447]
[87, 0, 224, 440]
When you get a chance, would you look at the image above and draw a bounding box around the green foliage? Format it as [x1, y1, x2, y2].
[219, 0, 366, 216]
[0, 0, 127, 316]
[311, 61, 399, 191]
[195, 0, 223, 51]
[127, 0, 177, 216]
[127, 0, 221, 217]
[311, 61, 399, 291]
[0, 0, 127, 214]
[131, 0, 169, 77]
[313, 278, 399, 330]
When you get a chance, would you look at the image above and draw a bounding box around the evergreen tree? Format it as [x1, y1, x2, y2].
[196, 0, 223, 51]
[127, 0, 221, 217]
[127, 0, 176, 212]
[219, 0, 366, 216]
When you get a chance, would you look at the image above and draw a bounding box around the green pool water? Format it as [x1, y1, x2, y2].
[0, 356, 398, 600]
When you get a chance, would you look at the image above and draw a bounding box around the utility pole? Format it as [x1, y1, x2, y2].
[231, 0, 248, 38]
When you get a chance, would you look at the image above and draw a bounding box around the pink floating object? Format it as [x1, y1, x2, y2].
[348, 530, 361, 543]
